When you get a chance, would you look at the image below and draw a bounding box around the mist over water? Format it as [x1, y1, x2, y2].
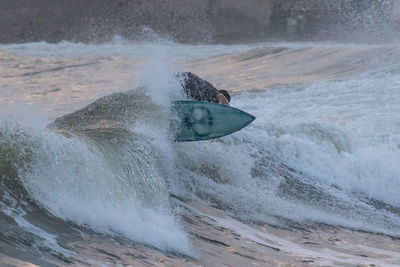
[1, 37, 400, 265]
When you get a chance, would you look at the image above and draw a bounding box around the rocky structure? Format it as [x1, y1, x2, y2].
[271, 0, 395, 40]
[0, 0, 397, 44]
[0, 0, 273, 43]
[392, 1, 400, 30]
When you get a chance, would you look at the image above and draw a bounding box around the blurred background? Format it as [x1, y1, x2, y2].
[1, 0, 399, 44]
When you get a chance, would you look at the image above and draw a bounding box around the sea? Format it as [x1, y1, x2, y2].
[1, 37, 400, 266]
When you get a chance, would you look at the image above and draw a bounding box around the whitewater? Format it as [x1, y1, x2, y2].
[1, 39, 400, 266]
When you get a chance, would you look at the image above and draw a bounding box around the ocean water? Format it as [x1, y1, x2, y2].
[1, 39, 400, 265]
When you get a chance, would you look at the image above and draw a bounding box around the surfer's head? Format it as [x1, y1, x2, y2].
[219, 90, 231, 102]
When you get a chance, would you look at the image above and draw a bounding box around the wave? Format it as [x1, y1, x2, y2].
[0, 90, 191, 257]
[1, 40, 400, 265]
[190, 43, 400, 92]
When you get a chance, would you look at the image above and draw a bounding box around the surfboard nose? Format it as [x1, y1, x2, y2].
[172, 100, 256, 142]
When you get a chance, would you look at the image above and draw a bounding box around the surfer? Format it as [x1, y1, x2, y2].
[177, 72, 231, 106]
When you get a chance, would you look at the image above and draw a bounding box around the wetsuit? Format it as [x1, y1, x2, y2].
[177, 72, 220, 103]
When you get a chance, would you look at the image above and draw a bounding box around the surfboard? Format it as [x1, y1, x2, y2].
[171, 100, 255, 142]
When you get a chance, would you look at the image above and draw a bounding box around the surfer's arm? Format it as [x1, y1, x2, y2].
[177, 72, 229, 105]
[217, 93, 230, 106]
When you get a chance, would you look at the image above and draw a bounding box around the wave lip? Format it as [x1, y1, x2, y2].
[0, 96, 192, 258]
